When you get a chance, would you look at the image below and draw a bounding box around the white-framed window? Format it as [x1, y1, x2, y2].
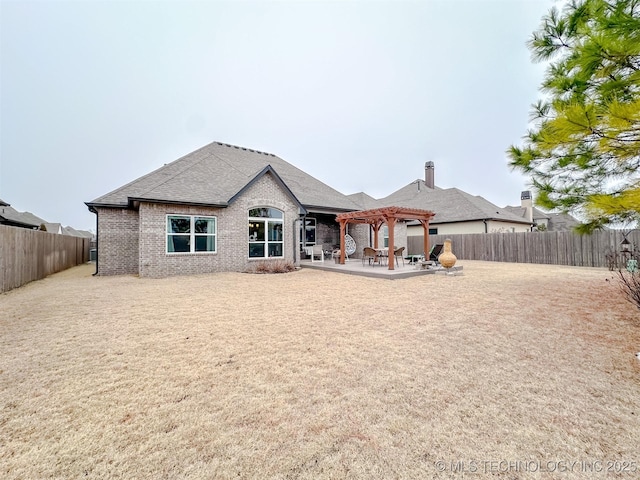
[167, 215, 216, 254]
[249, 207, 283, 258]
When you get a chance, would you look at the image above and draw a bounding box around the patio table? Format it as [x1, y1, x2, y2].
[407, 254, 424, 265]
[374, 248, 389, 265]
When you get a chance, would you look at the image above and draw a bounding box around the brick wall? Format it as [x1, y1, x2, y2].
[96, 208, 139, 275]
[134, 172, 300, 277]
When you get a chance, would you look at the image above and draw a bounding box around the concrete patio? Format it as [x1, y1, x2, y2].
[299, 257, 463, 279]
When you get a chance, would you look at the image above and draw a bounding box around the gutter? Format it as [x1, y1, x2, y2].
[302, 205, 359, 215]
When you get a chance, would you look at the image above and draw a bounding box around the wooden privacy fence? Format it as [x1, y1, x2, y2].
[0, 225, 91, 293]
[407, 230, 640, 268]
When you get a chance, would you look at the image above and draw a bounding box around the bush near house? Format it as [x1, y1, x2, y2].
[248, 260, 296, 274]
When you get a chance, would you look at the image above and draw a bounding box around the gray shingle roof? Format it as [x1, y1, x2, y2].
[0, 205, 46, 228]
[547, 212, 580, 231]
[504, 205, 579, 231]
[88, 142, 362, 212]
[62, 226, 94, 238]
[377, 179, 531, 224]
[504, 205, 551, 222]
[347, 192, 380, 211]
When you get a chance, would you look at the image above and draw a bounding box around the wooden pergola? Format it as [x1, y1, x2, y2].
[335, 206, 436, 270]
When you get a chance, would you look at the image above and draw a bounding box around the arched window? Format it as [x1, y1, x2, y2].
[248, 207, 283, 258]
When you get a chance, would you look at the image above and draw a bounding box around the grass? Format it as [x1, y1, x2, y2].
[1, 261, 639, 479]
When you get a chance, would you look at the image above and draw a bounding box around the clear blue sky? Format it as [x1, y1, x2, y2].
[1, 0, 554, 231]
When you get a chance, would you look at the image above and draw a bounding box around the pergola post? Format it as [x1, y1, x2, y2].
[420, 220, 430, 258]
[372, 221, 382, 249]
[387, 216, 396, 270]
[339, 220, 346, 264]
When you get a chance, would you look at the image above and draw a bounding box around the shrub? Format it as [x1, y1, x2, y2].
[248, 260, 296, 274]
[608, 252, 640, 310]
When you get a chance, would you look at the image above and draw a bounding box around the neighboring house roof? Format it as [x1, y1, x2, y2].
[504, 205, 579, 231]
[376, 179, 531, 225]
[547, 212, 580, 231]
[504, 205, 551, 222]
[1, 200, 89, 234]
[87, 142, 362, 213]
[0, 205, 46, 229]
[42, 222, 63, 234]
[63, 226, 94, 237]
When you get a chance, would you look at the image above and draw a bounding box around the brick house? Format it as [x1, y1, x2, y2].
[86, 142, 368, 277]
[87, 141, 535, 277]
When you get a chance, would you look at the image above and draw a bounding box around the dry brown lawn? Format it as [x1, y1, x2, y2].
[1, 261, 639, 479]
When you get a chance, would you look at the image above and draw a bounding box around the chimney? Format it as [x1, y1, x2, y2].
[521, 190, 533, 223]
[424, 161, 434, 189]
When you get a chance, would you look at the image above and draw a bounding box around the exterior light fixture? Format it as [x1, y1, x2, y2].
[621, 237, 631, 252]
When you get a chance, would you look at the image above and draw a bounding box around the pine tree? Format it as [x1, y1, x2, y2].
[509, 0, 640, 232]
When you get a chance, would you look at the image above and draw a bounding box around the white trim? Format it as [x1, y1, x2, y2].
[166, 214, 217, 254]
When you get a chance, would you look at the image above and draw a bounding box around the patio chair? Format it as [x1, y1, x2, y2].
[429, 244, 443, 263]
[310, 244, 324, 263]
[363, 247, 382, 266]
[393, 246, 405, 267]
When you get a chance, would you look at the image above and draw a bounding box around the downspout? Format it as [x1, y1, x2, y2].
[483, 219, 488, 233]
[294, 216, 303, 266]
[92, 209, 99, 276]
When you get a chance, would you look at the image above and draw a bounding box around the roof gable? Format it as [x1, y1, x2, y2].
[228, 165, 306, 214]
